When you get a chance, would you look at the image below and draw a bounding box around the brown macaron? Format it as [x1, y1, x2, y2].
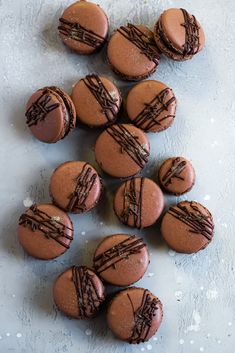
[58, 0, 109, 55]
[114, 177, 164, 229]
[93, 234, 149, 286]
[158, 157, 196, 195]
[18, 204, 73, 260]
[126, 80, 177, 133]
[71, 74, 122, 128]
[25, 86, 76, 143]
[95, 124, 150, 178]
[107, 287, 163, 343]
[107, 24, 161, 81]
[154, 8, 205, 61]
[161, 201, 214, 254]
[49, 161, 102, 213]
[53, 266, 105, 319]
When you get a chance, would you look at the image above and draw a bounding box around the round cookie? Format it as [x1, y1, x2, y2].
[126, 80, 177, 132]
[49, 161, 102, 213]
[93, 234, 149, 286]
[95, 124, 150, 178]
[161, 201, 214, 254]
[107, 287, 163, 343]
[158, 157, 195, 195]
[71, 74, 122, 128]
[107, 24, 161, 81]
[25, 86, 76, 143]
[154, 8, 205, 61]
[58, 0, 109, 54]
[18, 204, 73, 260]
[53, 266, 105, 319]
[114, 177, 164, 228]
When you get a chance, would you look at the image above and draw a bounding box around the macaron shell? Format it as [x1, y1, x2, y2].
[107, 25, 158, 80]
[18, 204, 73, 260]
[95, 124, 150, 178]
[126, 80, 177, 132]
[71, 76, 121, 127]
[93, 234, 149, 286]
[59, 1, 109, 54]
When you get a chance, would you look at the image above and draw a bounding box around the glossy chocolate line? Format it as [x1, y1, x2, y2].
[161, 157, 187, 187]
[58, 18, 105, 49]
[26, 90, 60, 127]
[67, 163, 97, 212]
[117, 24, 160, 64]
[72, 266, 103, 318]
[106, 125, 149, 168]
[94, 236, 146, 273]
[82, 75, 119, 122]
[127, 289, 159, 344]
[168, 202, 214, 241]
[19, 204, 73, 249]
[133, 88, 176, 131]
[181, 9, 200, 56]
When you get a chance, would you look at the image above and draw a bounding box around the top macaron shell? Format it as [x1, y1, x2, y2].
[59, 0, 109, 54]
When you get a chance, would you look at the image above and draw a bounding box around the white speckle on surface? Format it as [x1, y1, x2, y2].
[6, 333, 10, 337]
[179, 339, 184, 345]
[0, 336, 2, 340]
[168, 250, 176, 257]
[218, 159, 222, 164]
[217, 340, 221, 344]
[211, 140, 218, 148]
[185, 310, 201, 333]
[146, 344, 152, 350]
[12, 294, 16, 298]
[153, 337, 158, 341]
[147, 272, 155, 278]
[204, 195, 211, 201]
[175, 291, 183, 301]
[190, 340, 194, 344]
[100, 222, 104, 226]
[221, 259, 225, 263]
[140, 348, 145, 352]
[221, 222, 228, 228]
[206, 289, 218, 300]
[210, 118, 215, 123]
[23, 197, 33, 207]
[228, 322, 232, 326]
[85, 240, 89, 244]
[85, 329, 92, 336]
[81, 231, 86, 236]
[16, 333, 22, 338]
[200, 286, 204, 291]
[207, 333, 211, 338]
[200, 347, 204, 352]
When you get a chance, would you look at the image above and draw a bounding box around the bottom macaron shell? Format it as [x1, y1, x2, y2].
[107, 287, 163, 343]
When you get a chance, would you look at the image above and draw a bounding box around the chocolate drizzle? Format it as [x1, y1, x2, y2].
[94, 235, 146, 274]
[168, 202, 214, 241]
[133, 88, 176, 131]
[67, 163, 97, 213]
[127, 289, 159, 344]
[161, 157, 187, 187]
[58, 18, 105, 49]
[26, 89, 60, 127]
[181, 9, 200, 56]
[117, 24, 160, 64]
[19, 204, 73, 248]
[72, 266, 103, 318]
[106, 125, 149, 168]
[82, 75, 119, 122]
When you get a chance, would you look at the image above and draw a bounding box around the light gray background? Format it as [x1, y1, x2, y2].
[0, 0, 234, 352]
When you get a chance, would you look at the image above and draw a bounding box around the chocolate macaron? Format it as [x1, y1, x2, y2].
[154, 8, 205, 61]
[18, 204, 73, 260]
[161, 201, 214, 253]
[58, 0, 109, 55]
[107, 24, 161, 81]
[126, 80, 177, 132]
[107, 287, 163, 343]
[53, 266, 105, 319]
[114, 177, 164, 229]
[93, 234, 149, 286]
[95, 124, 150, 178]
[158, 157, 195, 195]
[71, 74, 122, 128]
[49, 161, 102, 213]
[25, 86, 76, 143]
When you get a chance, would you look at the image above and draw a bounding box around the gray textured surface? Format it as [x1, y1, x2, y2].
[0, 0, 235, 352]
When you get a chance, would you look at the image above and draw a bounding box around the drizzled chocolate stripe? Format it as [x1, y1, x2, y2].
[181, 9, 200, 56]
[117, 24, 160, 64]
[19, 204, 73, 249]
[72, 266, 103, 318]
[94, 235, 146, 273]
[121, 178, 144, 229]
[106, 125, 149, 168]
[168, 202, 214, 241]
[26, 89, 60, 127]
[82, 75, 119, 122]
[161, 157, 187, 187]
[67, 163, 97, 212]
[127, 290, 159, 344]
[58, 18, 105, 49]
[133, 88, 176, 131]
